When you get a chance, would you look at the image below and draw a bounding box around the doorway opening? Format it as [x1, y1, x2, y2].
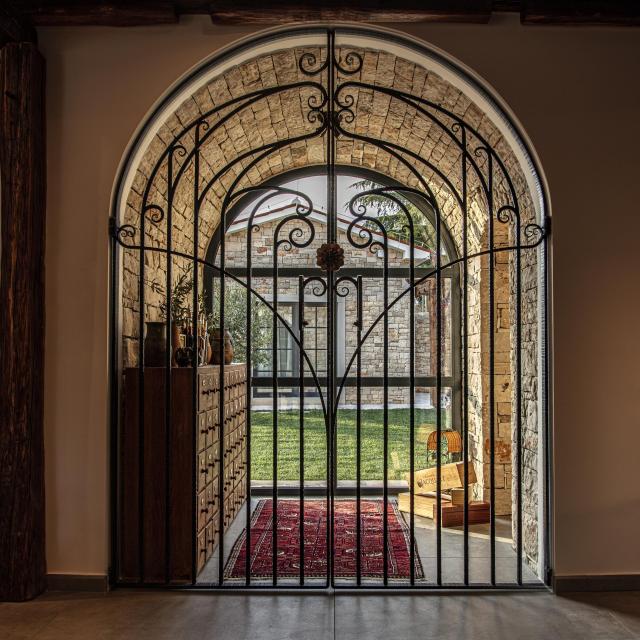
[109, 25, 550, 589]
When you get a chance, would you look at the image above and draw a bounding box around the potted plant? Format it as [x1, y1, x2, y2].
[145, 268, 193, 367]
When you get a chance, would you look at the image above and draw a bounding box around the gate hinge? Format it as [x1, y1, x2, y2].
[544, 216, 552, 237]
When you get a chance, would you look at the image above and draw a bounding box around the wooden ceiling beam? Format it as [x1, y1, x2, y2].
[27, 2, 178, 27]
[8, 1, 640, 29]
[208, 1, 493, 24]
[522, 1, 640, 26]
[0, 5, 37, 46]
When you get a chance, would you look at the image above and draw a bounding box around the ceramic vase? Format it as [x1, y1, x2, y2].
[210, 329, 234, 365]
[143, 321, 166, 367]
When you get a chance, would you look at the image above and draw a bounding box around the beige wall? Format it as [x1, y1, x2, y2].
[39, 14, 640, 578]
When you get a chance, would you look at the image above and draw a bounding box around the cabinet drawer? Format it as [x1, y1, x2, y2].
[198, 373, 215, 411]
[197, 452, 208, 492]
[205, 410, 217, 447]
[205, 446, 218, 478]
[233, 490, 244, 513]
[198, 489, 208, 531]
[197, 529, 207, 573]
[224, 497, 232, 528]
[206, 482, 217, 521]
[198, 412, 208, 452]
[223, 463, 232, 492]
[206, 520, 218, 559]
[234, 460, 245, 487]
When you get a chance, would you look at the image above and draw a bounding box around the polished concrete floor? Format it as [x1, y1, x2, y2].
[2, 589, 640, 639]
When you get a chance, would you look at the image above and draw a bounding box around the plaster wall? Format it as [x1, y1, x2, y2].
[39, 14, 640, 578]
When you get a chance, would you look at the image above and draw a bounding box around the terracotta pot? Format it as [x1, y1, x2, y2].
[210, 329, 234, 365]
[143, 321, 166, 367]
[144, 321, 181, 367]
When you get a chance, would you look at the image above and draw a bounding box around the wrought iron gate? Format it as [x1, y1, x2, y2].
[110, 27, 549, 590]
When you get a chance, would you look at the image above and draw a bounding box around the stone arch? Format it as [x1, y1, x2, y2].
[121, 42, 538, 261]
[111, 25, 549, 583]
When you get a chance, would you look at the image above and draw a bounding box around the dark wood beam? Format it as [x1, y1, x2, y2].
[208, 1, 493, 24]
[0, 4, 37, 46]
[28, 1, 178, 27]
[522, 1, 640, 26]
[13, 1, 640, 27]
[0, 42, 47, 602]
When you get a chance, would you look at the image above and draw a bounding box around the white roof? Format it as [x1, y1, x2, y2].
[227, 203, 432, 261]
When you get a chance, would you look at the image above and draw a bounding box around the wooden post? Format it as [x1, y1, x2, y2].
[0, 42, 47, 602]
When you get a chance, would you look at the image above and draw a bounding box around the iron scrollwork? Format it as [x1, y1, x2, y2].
[113, 27, 548, 592]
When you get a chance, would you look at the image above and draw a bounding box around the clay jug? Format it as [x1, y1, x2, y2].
[210, 329, 234, 365]
[144, 321, 166, 367]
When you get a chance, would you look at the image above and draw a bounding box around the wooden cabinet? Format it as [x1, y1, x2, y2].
[119, 364, 247, 584]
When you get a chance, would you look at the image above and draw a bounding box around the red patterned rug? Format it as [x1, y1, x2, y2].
[224, 499, 423, 580]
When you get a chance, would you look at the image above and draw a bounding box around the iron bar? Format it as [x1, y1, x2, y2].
[164, 148, 174, 585]
[543, 215, 552, 586]
[383, 245, 389, 587]
[356, 275, 362, 586]
[191, 124, 201, 585]
[461, 127, 470, 586]
[272, 234, 279, 587]
[516, 205, 523, 587]
[326, 27, 336, 589]
[436, 168, 442, 587]
[217, 201, 227, 587]
[137, 151, 146, 586]
[245, 209, 254, 586]
[488, 151, 496, 586]
[408, 218, 416, 587]
[108, 217, 120, 585]
[298, 275, 305, 586]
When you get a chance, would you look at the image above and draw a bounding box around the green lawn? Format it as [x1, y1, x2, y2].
[249, 408, 450, 481]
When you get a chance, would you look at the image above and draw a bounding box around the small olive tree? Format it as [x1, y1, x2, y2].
[348, 179, 437, 252]
[209, 280, 272, 367]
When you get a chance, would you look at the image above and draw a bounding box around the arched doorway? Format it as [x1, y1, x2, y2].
[109, 25, 549, 590]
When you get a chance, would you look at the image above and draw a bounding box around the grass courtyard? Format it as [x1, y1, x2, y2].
[249, 407, 451, 481]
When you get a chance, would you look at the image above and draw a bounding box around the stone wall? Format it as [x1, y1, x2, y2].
[512, 216, 542, 571]
[475, 224, 513, 517]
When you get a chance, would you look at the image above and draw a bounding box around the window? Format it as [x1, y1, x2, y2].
[253, 301, 329, 399]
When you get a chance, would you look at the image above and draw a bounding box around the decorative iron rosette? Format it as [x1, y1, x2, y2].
[316, 242, 345, 272]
